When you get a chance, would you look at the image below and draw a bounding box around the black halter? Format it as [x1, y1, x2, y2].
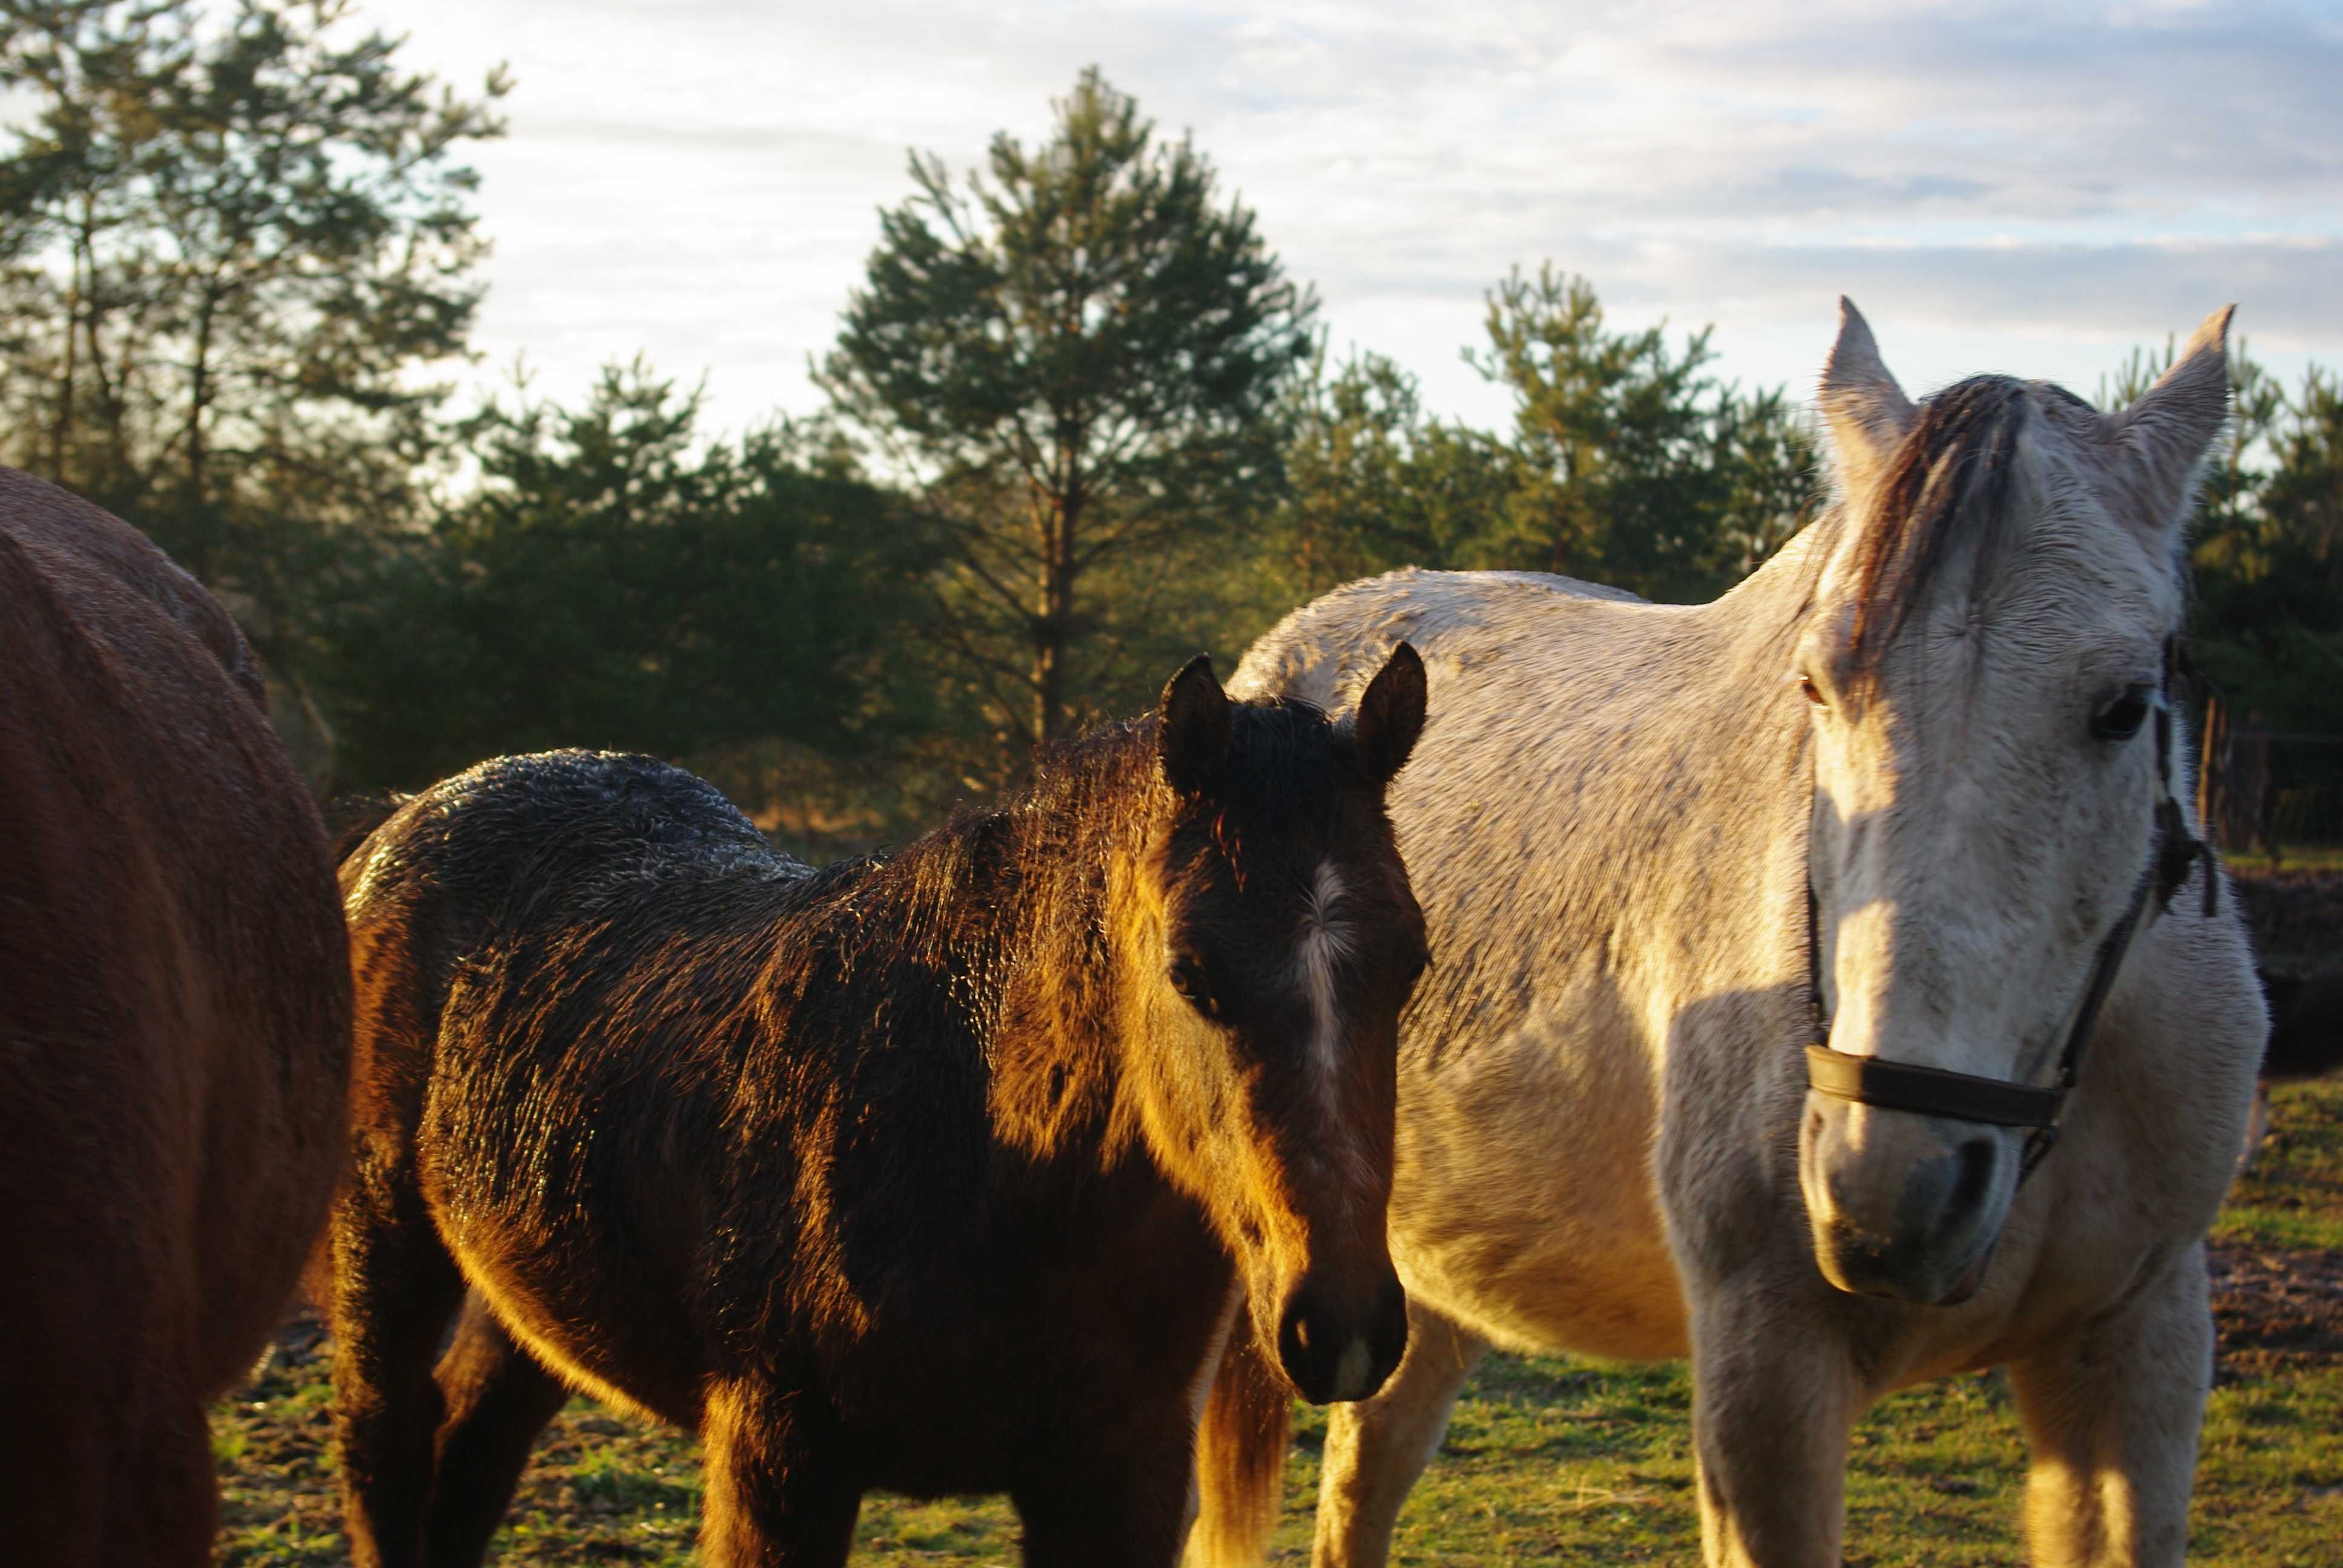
[1802, 641, 2219, 1186]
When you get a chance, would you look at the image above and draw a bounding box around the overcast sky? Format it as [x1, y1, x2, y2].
[361, 0, 2343, 437]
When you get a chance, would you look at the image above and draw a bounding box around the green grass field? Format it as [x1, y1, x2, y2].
[214, 1079, 2343, 1566]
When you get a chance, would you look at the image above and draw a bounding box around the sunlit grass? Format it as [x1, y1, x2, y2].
[215, 1083, 2343, 1566]
[2217, 1079, 2343, 1253]
[2220, 846, 2343, 875]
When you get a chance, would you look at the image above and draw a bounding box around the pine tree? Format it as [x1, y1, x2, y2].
[1468, 266, 1812, 601]
[0, 0, 506, 663]
[818, 67, 1316, 756]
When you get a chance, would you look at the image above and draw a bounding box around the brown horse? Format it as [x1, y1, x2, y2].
[329, 647, 1430, 1567]
[0, 468, 352, 1565]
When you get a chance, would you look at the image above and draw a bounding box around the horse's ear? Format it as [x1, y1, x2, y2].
[1818, 296, 1916, 498]
[2109, 305, 2233, 543]
[1351, 642, 1426, 790]
[1159, 653, 1231, 799]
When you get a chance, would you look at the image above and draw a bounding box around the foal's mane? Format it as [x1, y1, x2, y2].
[988, 696, 1349, 846]
[811, 695, 1347, 933]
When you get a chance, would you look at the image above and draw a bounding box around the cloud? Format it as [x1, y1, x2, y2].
[351, 0, 2343, 431]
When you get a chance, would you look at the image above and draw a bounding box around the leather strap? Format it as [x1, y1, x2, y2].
[1804, 1044, 2062, 1128]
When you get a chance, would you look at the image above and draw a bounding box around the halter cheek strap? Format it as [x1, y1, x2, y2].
[1803, 641, 2218, 1187]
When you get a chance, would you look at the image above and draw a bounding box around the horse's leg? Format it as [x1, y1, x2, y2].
[1686, 1289, 1860, 1567]
[329, 1172, 468, 1568]
[1014, 1419, 1198, 1568]
[696, 1379, 862, 1568]
[0, 1299, 166, 1567]
[2236, 1083, 2269, 1172]
[82, 1361, 218, 1568]
[2007, 1245, 2212, 1568]
[419, 1295, 571, 1567]
[1311, 1304, 1488, 1568]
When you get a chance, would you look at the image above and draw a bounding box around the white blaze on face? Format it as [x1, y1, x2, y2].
[1295, 859, 1381, 1198]
[1291, 859, 1384, 1396]
[1299, 860, 1352, 1079]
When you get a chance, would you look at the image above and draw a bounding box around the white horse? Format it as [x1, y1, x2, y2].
[1191, 302, 2264, 1567]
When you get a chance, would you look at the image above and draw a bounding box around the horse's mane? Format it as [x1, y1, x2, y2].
[1844, 374, 2035, 675]
[1012, 696, 1342, 825]
[779, 694, 1348, 938]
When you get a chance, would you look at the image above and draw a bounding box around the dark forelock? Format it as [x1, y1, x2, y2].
[1845, 374, 2032, 676]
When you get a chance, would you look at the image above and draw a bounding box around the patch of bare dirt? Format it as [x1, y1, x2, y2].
[2208, 1241, 2343, 1377]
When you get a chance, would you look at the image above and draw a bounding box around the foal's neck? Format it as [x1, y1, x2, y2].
[901, 722, 1170, 1172]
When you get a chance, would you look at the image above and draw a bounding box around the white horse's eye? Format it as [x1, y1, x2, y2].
[1794, 672, 1826, 707]
[2090, 686, 2154, 742]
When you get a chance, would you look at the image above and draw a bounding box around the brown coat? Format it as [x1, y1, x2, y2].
[0, 468, 352, 1566]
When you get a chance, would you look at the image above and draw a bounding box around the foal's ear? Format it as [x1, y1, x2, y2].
[1351, 642, 1426, 790]
[2108, 305, 2233, 543]
[1159, 653, 1232, 798]
[1818, 296, 1916, 498]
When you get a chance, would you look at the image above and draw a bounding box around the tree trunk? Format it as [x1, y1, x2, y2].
[1549, 445, 1577, 577]
[187, 289, 215, 511]
[1032, 419, 1085, 746]
[1035, 487, 1076, 745]
[52, 219, 84, 480]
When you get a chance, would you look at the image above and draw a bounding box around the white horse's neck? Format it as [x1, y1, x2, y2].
[1604, 529, 1835, 1007]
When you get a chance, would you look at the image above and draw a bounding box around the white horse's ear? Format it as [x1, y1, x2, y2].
[2108, 305, 2233, 542]
[1818, 296, 1916, 497]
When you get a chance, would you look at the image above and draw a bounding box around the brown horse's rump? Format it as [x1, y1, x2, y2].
[0, 468, 352, 1566]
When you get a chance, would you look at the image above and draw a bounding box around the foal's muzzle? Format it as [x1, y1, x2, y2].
[1276, 1271, 1408, 1404]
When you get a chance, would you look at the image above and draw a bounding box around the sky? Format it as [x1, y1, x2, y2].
[355, 0, 2343, 438]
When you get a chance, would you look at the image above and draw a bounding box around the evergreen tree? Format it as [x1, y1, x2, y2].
[2191, 365, 2343, 731]
[1467, 265, 1814, 601]
[1266, 272, 1815, 609]
[1270, 347, 1520, 597]
[315, 364, 935, 791]
[0, 0, 506, 662]
[818, 67, 1317, 758]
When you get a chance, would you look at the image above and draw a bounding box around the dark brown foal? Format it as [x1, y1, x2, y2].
[330, 648, 1429, 1566]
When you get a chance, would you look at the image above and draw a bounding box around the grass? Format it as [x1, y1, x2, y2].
[214, 1081, 2343, 1566]
[2218, 846, 2343, 876]
[2217, 1076, 2343, 1254]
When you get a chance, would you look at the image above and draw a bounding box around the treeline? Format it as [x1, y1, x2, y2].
[5, 4, 2340, 848]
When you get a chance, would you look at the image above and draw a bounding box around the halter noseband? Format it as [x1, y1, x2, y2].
[1803, 641, 2218, 1186]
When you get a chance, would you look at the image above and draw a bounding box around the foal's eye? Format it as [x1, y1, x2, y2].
[1167, 955, 1219, 1018]
[2091, 686, 2154, 742]
[1794, 671, 1825, 707]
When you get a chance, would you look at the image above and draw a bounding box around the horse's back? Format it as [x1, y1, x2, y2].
[1231, 567, 1648, 711]
[340, 749, 801, 1184]
[343, 749, 784, 933]
[0, 468, 350, 1556]
[340, 751, 819, 1414]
